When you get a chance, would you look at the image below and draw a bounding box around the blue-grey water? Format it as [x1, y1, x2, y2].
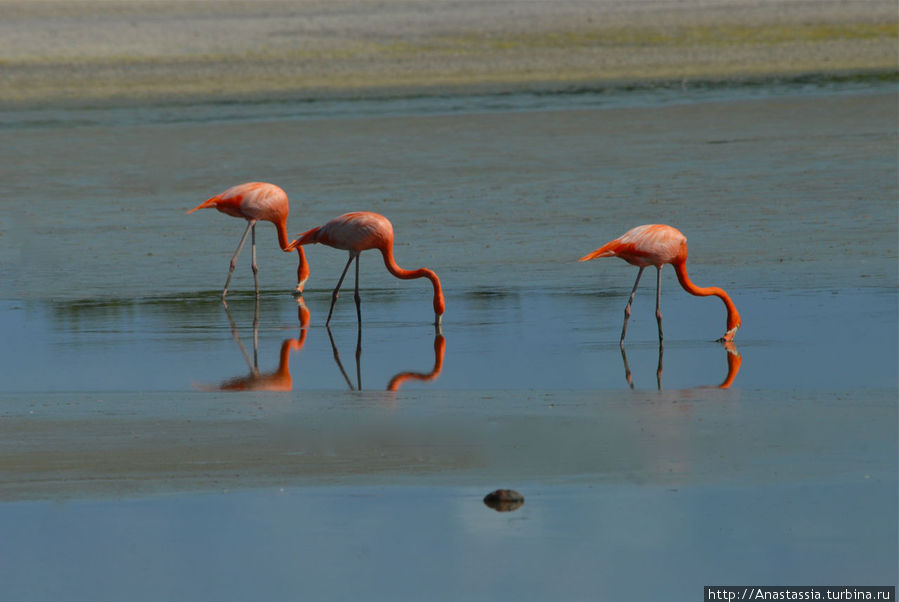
[0, 82, 896, 600]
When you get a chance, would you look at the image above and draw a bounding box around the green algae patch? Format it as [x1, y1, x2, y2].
[374, 21, 897, 56]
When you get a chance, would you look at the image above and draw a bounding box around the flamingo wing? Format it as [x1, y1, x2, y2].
[580, 224, 686, 267]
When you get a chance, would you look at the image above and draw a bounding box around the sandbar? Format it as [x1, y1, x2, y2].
[0, 0, 895, 106]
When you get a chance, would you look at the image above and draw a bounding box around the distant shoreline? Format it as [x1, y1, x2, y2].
[3, 70, 896, 114]
[0, 0, 895, 108]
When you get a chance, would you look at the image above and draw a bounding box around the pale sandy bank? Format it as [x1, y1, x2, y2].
[0, 0, 896, 106]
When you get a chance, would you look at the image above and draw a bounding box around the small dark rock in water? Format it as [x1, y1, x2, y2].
[483, 489, 524, 512]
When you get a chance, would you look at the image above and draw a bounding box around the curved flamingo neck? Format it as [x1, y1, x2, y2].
[672, 259, 741, 337]
[275, 220, 309, 291]
[380, 244, 445, 316]
[274, 220, 292, 251]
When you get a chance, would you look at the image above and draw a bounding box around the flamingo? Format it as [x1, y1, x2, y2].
[187, 182, 310, 299]
[290, 212, 445, 328]
[579, 224, 741, 345]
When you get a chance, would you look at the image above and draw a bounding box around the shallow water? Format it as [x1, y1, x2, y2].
[2, 480, 894, 601]
[0, 286, 895, 392]
[0, 84, 896, 598]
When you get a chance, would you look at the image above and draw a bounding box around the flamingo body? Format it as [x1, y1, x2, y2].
[580, 224, 740, 343]
[581, 223, 686, 267]
[292, 211, 444, 328]
[305, 211, 394, 253]
[188, 182, 309, 298]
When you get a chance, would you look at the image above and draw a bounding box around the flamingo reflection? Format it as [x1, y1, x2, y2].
[620, 342, 742, 390]
[387, 334, 446, 391]
[210, 298, 309, 392]
[327, 326, 445, 391]
[326, 326, 362, 391]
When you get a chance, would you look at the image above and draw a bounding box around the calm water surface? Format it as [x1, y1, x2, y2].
[0, 83, 896, 599]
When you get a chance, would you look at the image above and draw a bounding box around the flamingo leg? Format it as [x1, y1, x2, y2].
[655, 265, 663, 343]
[326, 326, 355, 390]
[656, 341, 664, 390]
[326, 253, 355, 326]
[620, 266, 645, 348]
[222, 219, 256, 300]
[354, 322, 362, 391]
[251, 222, 259, 297]
[354, 255, 362, 326]
[222, 299, 257, 375]
[252, 295, 260, 368]
[619, 346, 634, 389]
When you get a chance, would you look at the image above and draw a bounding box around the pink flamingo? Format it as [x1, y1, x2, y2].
[291, 212, 445, 328]
[579, 224, 741, 345]
[187, 182, 310, 299]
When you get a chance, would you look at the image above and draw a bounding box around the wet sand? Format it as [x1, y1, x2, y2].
[1, 383, 895, 500]
[0, 0, 896, 106]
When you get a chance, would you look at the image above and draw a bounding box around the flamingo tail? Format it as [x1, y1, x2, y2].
[186, 196, 220, 214]
[288, 226, 322, 249]
[293, 227, 321, 246]
[578, 240, 619, 262]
